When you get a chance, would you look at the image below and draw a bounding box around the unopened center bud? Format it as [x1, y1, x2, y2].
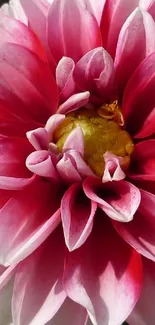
[53, 102, 134, 177]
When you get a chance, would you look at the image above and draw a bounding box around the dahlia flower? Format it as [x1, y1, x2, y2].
[0, 0, 155, 324]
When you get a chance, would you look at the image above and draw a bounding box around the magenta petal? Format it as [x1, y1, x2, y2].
[12, 227, 66, 325]
[129, 140, 155, 181]
[64, 215, 142, 325]
[140, 0, 155, 20]
[26, 150, 59, 181]
[113, 189, 155, 261]
[128, 257, 155, 325]
[83, 177, 141, 222]
[47, 0, 101, 63]
[0, 181, 61, 265]
[0, 43, 59, 123]
[63, 127, 84, 156]
[56, 57, 76, 102]
[47, 297, 87, 325]
[135, 107, 155, 138]
[122, 52, 155, 135]
[57, 92, 90, 114]
[73, 47, 114, 100]
[0, 16, 47, 62]
[61, 182, 97, 251]
[114, 8, 155, 97]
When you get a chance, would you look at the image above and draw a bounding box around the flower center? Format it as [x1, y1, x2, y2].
[54, 101, 134, 177]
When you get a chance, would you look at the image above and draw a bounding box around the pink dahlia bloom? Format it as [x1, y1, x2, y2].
[0, 0, 155, 324]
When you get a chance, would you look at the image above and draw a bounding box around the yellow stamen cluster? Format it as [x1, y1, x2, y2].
[54, 102, 134, 177]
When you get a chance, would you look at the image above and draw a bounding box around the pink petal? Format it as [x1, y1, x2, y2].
[0, 16, 47, 62]
[45, 114, 65, 141]
[56, 57, 76, 102]
[83, 177, 141, 222]
[140, 0, 155, 20]
[66, 150, 95, 178]
[57, 92, 90, 114]
[47, 0, 102, 63]
[84, 0, 106, 24]
[113, 189, 155, 261]
[0, 43, 59, 123]
[46, 297, 87, 325]
[0, 181, 61, 265]
[20, 0, 50, 50]
[12, 227, 66, 325]
[128, 257, 155, 325]
[0, 0, 28, 24]
[122, 52, 155, 135]
[56, 154, 82, 183]
[73, 47, 114, 101]
[63, 127, 84, 156]
[61, 182, 97, 251]
[114, 8, 155, 98]
[129, 140, 155, 181]
[0, 137, 35, 190]
[27, 127, 49, 150]
[102, 152, 126, 182]
[26, 150, 60, 181]
[64, 214, 143, 325]
[100, 0, 139, 58]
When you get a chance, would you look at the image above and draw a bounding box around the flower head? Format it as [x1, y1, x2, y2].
[0, 0, 155, 324]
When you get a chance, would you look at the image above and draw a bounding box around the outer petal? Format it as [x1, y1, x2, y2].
[83, 177, 141, 222]
[12, 227, 66, 325]
[84, 0, 106, 24]
[140, 0, 155, 20]
[100, 0, 139, 58]
[19, 0, 50, 49]
[73, 47, 114, 101]
[0, 43, 59, 123]
[128, 258, 155, 325]
[0, 16, 47, 62]
[0, 181, 61, 266]
[0, 0, 28, 24]
[114, 8, 155, 97]
[47, 0, 102, 63]
[64, 214, 143, 325]
[129, 140, 155, 181]
[122, 52, 155, 135]
[0, 137, 34, 190]
[46, 298, 87, 325]
[113, 189, 155, 261]
[61, 182, 97, 251]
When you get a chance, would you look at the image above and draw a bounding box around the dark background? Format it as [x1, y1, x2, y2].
[0, 0, 8, 5]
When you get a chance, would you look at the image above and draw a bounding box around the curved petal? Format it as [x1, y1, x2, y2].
[114, 8, 155, 98]
[12, 227, 66, 325]
[0, 137, 35, 190]
[57, 92, 90, 114]
[102, 152, 126, 182]
[61, 182, 97, 251]
[83, 177, 141, 222]
[27, 127, 49, 151]
[63, 127, 84, 156]
[100, 0, 139, 58]
[56, 153, 82, 183]
[66, 150, 95, 178]
[122, 52, 155, 135]
[129, 140, 155, 181]
[46, 298, 87, 325]
[47, 0, 101, 63]
[113, 189, 155, 262]
[0, 16, 47, 62]
[0, 43, 58, 123]
[56, 57, 76, 102]
[127, 257, 155, 325]
[135, 107, 155, 138]
[64, 214, 143, 325]
[0, 181, 61, 266]
[26, 150, 60, 181]
[140, 0, 155, 20]
[84, 0, 106, 24]
[45, 114, 65, 141]
[73, 47, 114, 101]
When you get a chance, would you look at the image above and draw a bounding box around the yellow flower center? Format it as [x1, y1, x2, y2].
[54, 101, 134, 177]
